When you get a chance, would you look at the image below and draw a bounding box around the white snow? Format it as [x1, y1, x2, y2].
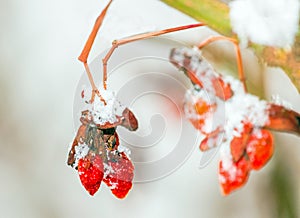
[219, 145, 237, 182]
[229, 0, 300, 47]
[183, 48, 269, 138]
[118, 145, 132, 158]
[180, 49, 272, 175]
[73, 86, 134, 173]
[224, 90, 268, 134]
[103, 162, 115, 178]
[73, 142, 89, 168]
[81, 87, 126, 125]
[219, 75, 269, 153]
[271, 94, 293, 110]
[184, 86, 218, 133]
[181, 47, 270, 159]
[221, 157, 237, 181]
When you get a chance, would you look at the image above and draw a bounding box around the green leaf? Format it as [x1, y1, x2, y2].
[161, 0, 232, 36]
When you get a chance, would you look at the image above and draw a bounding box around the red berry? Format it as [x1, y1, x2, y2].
[103, 153, 134, 199]
[199, 130, 223, 151]
[185, 92, 216, 133]
[265, 104, 300, 134]
[121, 108, 139, 131]
[200, 136, 213, 151]
[194, 99, 212, 115]
[78, 155, 104, 196]
[230, 123, 252, 162]
[219, 156, 250, 195]
[212, 77, 233, 101]
[246, 129, 274, 170]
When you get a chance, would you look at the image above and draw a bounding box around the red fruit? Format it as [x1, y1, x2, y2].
[219, 156, 250, 195]
[195, 98, 213, 116]
[78, 155, 104, 196]
[199, 130, 223, 151]
[103, 153, 134, 199]
[246, 129, 274, 170]
[121, 108, 139, 131]
[186, 70, 204, 88]
[200, 136, 214, 151]
[212, 77, 233, 101]
[230, 123, 253, 162]
[185, 96, 216, 132]
[265, 104, 300, 135]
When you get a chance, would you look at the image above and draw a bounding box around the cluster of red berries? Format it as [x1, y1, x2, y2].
[170, 47, 300, 195]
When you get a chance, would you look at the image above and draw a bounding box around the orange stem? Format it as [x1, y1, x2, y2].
[78, 0, 113, 63]
[77, 0, 113, 103]
[102, 23, 205, 89]
[198, 36, 247, 92]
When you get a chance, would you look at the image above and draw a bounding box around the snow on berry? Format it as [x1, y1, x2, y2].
[81, 87, 126, 126]
[271, 94, 293, 110]
[68, 86, 138, 198]
[117, 145, 132, 158]
[103, 152, 134, 199]
[78, 155, 104, 196]
[199, 131, 224, 151]
[222, 75, 269, 139]
[219, 154, 251, 195]
[184, 86, 217, 133]
[73, 142, 90, 168]
[176, 46, 270, 151]
[169, 46, 288, 195]
[230, 123, 252, 162]
[246, 129, 274, 170]
[208, 76, 273, 194]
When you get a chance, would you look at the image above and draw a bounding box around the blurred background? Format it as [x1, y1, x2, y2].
[0, 0, 299, 217]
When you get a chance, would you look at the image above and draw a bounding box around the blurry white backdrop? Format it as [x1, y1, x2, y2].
[0, 0, 299, 218]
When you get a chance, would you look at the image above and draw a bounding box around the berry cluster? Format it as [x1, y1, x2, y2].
[170, 47, 300, 195]
[68, 90, 138, 198]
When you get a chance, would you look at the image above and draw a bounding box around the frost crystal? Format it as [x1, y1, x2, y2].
[229, 0, 300, 47]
